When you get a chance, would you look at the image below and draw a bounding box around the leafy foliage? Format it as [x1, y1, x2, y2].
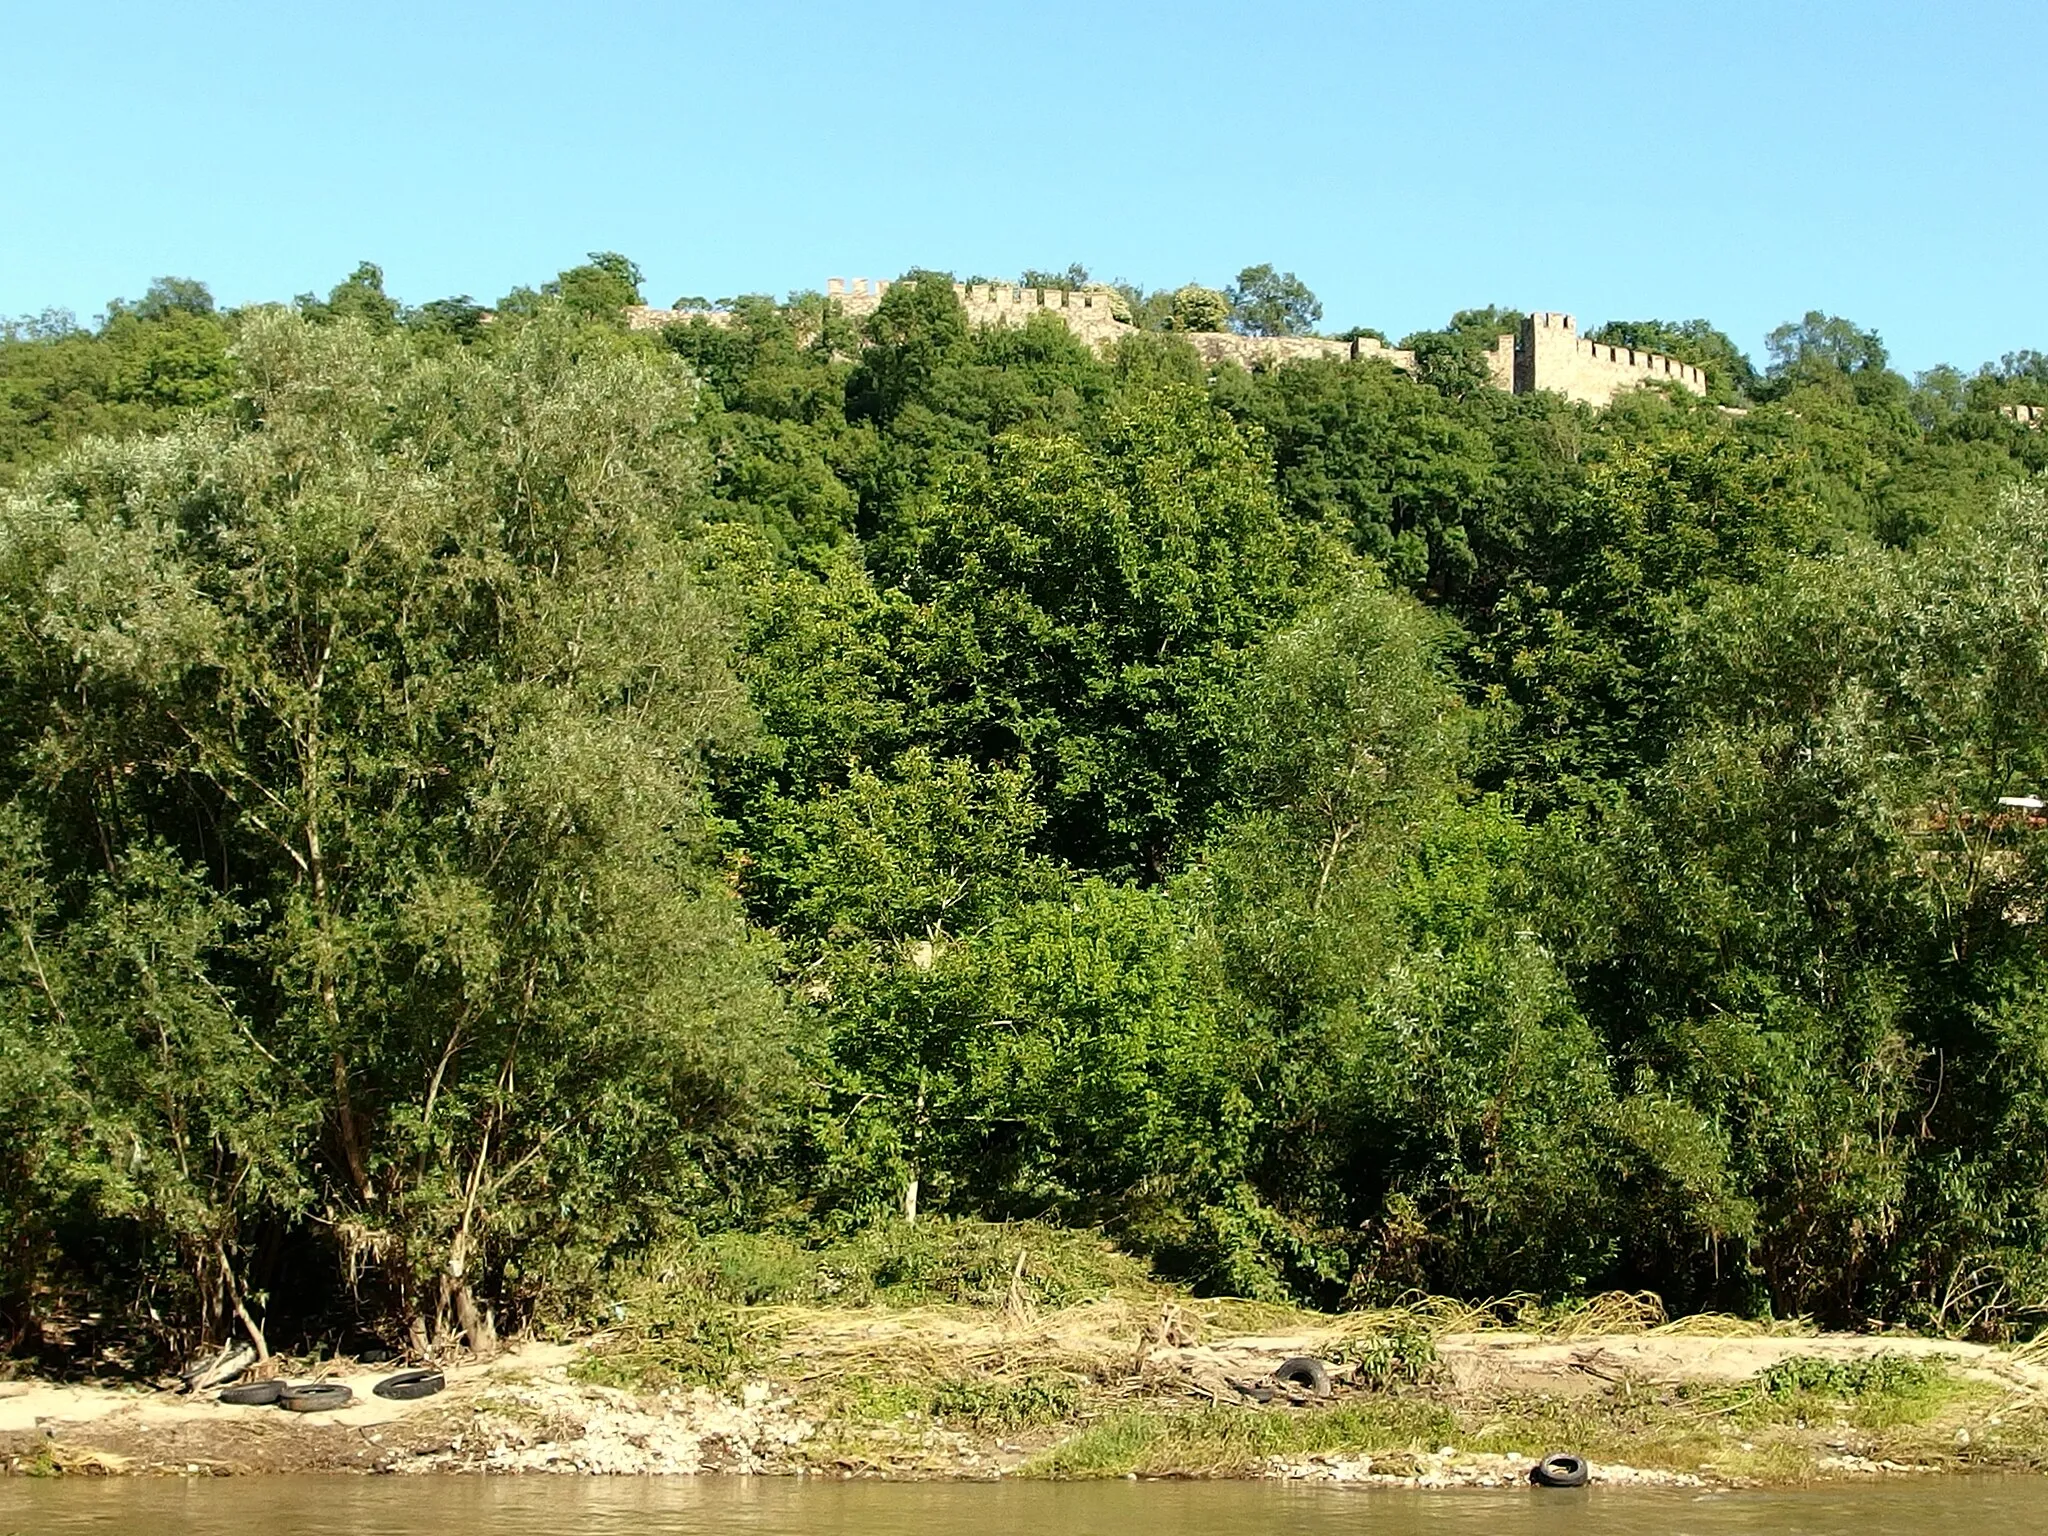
[1166, 285, 1231, 333]
[1226, 264, 1322, 337]
[0, 303, 789, 1362]
[11, 256, 2048, 1366]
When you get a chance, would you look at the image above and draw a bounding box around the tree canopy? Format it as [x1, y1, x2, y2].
[8, 257, 2048, 1370]
[1226, 264, 1322, 337]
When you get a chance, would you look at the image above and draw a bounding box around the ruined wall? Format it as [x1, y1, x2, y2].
[628, 284, 1703, 411]
[954, 282, 1132, 346]
[1181, 332, 1416, 370]
[624, 305, 733, 330]
[2001, 402, 2046, 428]
[822, 278, 1429, 372]
[1485, 333, 1516, 392]
[822, 277, 1131, 345]
[1518, 312, 1706, 406]
[1358, 335, 1420, 373]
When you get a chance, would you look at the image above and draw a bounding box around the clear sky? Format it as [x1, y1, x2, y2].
[5, 0, 2043, 375]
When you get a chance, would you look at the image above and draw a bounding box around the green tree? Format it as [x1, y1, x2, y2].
[1214, 355, 1501, 591]
[1470, 424, 1818, 804]
[1765, 311, 1890, 385]
[0, 305, 789, 1356]
[1226, 264, 1322, 337]
[888, 386, 1313, 875]
[1166, 285, 1230, 334]
[846, 271, 973, 428]
[1, 293, 233, 484]
[127, 277, 216, 321]
[498, 252, 645, 325]
[1588, 317, 1756, 404]
[1019, 264, 1091, 291]
[1399, 308, 1520, 401]
[301, 261, 402, 332]
[408, 295, 490, 344]
[1195, 582, 1674, 1299]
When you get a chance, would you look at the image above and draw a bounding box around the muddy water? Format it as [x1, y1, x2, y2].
[3, 1477, 2044, 1535]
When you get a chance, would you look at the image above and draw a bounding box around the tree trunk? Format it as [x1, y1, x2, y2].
[904, 1074, 926, 1224]
[451, 1281, 498, 1357]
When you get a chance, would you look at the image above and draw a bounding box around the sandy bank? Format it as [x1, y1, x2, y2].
[6, 1315, 2047, 1484]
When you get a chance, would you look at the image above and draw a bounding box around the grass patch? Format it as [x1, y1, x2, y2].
[1022, 1354, 1998, 1483]
[828, 1371, 1084, 1432]
[1027, 1401, 1459, 1478]
[572, 1302, 764, 1391]
[1687, 1353, 1964, 1431]
[1329, 1323, 1440, 1389]
[684, 1219, 1157, 1311]
[573, 1217, 1146, 1391]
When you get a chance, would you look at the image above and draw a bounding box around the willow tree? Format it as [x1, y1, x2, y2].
[0, 306, 790, 1361]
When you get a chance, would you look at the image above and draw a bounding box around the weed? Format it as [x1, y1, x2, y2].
[1332, 1325, 1440, 1389]
[1027, 1401, 1460, 1478]
[573, 1303, 756, 1391]
[580, 1218, 1159, 1320]
[1754, 1354, 1943, 1399]
[927, 1373, 1081, 1430]
[828, 1370, 1083, 1431]
[1675, 1353, 1963, 1431]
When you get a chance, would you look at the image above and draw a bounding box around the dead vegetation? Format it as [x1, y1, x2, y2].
[11, 1232, 2048, 1485]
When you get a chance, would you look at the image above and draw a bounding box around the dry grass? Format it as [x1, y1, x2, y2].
[748, 1285, 1812, 1403]
[1325, 1288, 1806, 1341]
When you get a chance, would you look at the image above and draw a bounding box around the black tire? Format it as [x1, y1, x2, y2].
[1531, 1452, 1589, 1488]
[279, 1382, 354, 1413]
[218, 1380, 285, 1407]
[372, 1368, 446, 1401]
[1273, 1356, 1330, 1396]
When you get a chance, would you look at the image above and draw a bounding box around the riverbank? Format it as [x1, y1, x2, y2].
[8, 1295, 2048, 1484]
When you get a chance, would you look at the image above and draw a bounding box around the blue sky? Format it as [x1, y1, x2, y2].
[5, 0, 2043, 374]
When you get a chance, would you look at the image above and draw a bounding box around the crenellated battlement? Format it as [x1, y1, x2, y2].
[826, 277, 893, 304]
[1517, 313, 1706, 404]
[625, 281, 1711, 407]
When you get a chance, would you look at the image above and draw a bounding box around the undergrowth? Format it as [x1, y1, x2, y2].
[612, 1219, 1156, 1314]
[1686, 1354, 1961, 1429]
[1328, 1324, 1440, 1388]
[571, 1218, 1148, 1389]
[1027, 1402, 1461, 1478]
[1023, 1356, 1982, 1481]
[831, 1371, 1083, 1431]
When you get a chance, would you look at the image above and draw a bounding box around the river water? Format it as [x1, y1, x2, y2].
[2, 1477, 2042, 1535]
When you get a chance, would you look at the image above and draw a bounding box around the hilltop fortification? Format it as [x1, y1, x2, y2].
[1515, 312, 1707, 405]
[627, 279, 1706, 408]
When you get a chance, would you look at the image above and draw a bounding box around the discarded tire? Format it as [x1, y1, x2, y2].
[1273, 1356, 1331, 1396]
[278, 1382, 354, 1413]
[372, 1368, 446, 1401]
[1531, 1452, 1589, 1488]
[218, 1379, 285, 1407]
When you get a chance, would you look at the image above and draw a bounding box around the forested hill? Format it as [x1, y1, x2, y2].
[7, 254, 2048, 1369]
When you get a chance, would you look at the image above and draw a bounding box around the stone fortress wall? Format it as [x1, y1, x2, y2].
[626, 279, 1706, 409]
[1515, 311, 1708, 406]
[832, 277, 1133, 348]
